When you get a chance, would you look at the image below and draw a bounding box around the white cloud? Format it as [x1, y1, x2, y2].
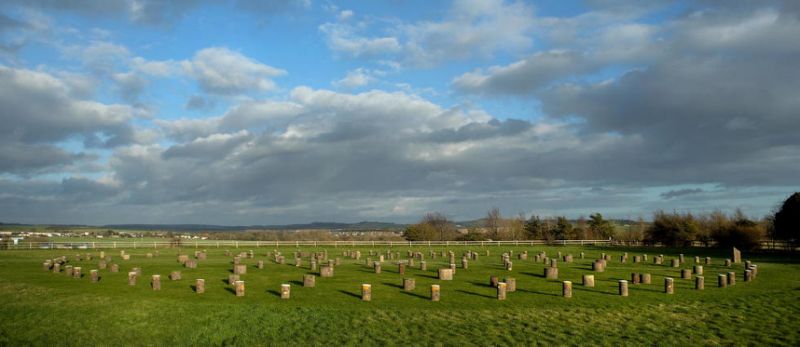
[319, 0, 535, 66]
[181, 47, 286, 95]
[332, 68, 375, 88]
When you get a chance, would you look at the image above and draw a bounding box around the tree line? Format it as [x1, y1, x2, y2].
[404, 192, 800, 251]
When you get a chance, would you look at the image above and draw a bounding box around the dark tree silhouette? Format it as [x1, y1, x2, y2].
[774, 192, 800, 250]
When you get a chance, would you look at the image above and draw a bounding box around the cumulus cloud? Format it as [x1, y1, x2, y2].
[319, 0, 535, 66]
[453, 50, 591, 94]
[0, 66, 139, 174]
[332, 68, 376, 88]
[181, 47, 286, 95]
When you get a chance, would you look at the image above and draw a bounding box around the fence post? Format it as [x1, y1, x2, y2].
[114, 242, 117, 249]
[236, 241, 239, 249]
[92, 242, 96, 249]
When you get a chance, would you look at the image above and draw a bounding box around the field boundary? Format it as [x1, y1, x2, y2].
[2, 239, 614, 250]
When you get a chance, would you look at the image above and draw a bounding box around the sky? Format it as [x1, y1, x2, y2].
[0, 0, 798, 225]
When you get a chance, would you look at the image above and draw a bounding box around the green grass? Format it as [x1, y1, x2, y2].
[0, 245, 798, 346]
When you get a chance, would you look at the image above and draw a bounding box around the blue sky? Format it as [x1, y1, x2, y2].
[0, 0, 798, 225]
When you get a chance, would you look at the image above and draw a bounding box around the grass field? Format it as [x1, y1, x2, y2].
[0, 245, 798, 346]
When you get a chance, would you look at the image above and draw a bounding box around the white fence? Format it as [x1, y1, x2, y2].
[2, 239, 614, 250]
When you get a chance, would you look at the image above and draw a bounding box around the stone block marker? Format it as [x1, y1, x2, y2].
[361, 284, 372, 301]
[705, 257, 712, 265]
[461, 258, 468, 270]
[732, 247, 741, 264]
[152, 275, 161, 290]
[695, 276, 704, 290]
[91, 269, 99, 283]
[490, 276, 499, 288]
[438, 268, 453, 280]
[497, 282, 507, 300]
[505, 277, 516, 292]
[665, 277, 674, 294]
[234, 264, 246, 275]
[228, 274, 239, 285]
[679, 254, 685, 264]
[196, 279, 205, 293]
[73, 267, 82, 279]
[374, 262, 382, 274]
[563, 281, 573, 298]
[320, 265, 334, 278]
[257, 260, 264, 269]
[122, 254, 130, 261]
[545, 267, 559, 280]
[420, 261, 427, 271]
[592, 261, 605, 272]
[727, 272, 736, 286]
[693, 265, 704, 275]
[281, 284, 290, 299]
[177, 255, 189, 264]
[671, 259, 680, 268]
[718, 274, 727, 287]
[235, 281, 245, 297]
[582, 274, 595, 287]
[110, 264, 119, 273]
[65, 265, 73, 277]
[505, 261, 512, 271]
[98, 261, 107, 270]
[128, 272, 137, 286]
[431, 284, 440, 301]
[724, 259, 732, 267]
[681, 269, 692, 280]
[304, 275, 316, 288]
[403, 278, 415, 291]
[631, 272, 640, 284]
[52, 263, 60, 273]
[619, 280, 629, 297]
[398, 263, 405, 275]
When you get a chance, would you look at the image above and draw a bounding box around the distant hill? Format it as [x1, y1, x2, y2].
[102, 221, 406, 232]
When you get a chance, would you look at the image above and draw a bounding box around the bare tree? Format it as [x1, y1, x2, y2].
[423, 212, 455, 240]
[485, 207, 502, 240]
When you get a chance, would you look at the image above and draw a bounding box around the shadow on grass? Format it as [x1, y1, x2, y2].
[399, 290, 429, 300]
[572, 286, 618, 296]
[515, 288, 559, 297]
[455, 289, 494, 299]
[338, 289, 361, 300]
[468, 280, 493, 288]
[289, 280, 303, 286]
[267, 289, 281, 297]
[224, 287, 236, 295]
[189, 285, 196, 291]
[418, 273, 438, 279]
[381, 281, 403, 289]
[521, 271, 544, 278]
